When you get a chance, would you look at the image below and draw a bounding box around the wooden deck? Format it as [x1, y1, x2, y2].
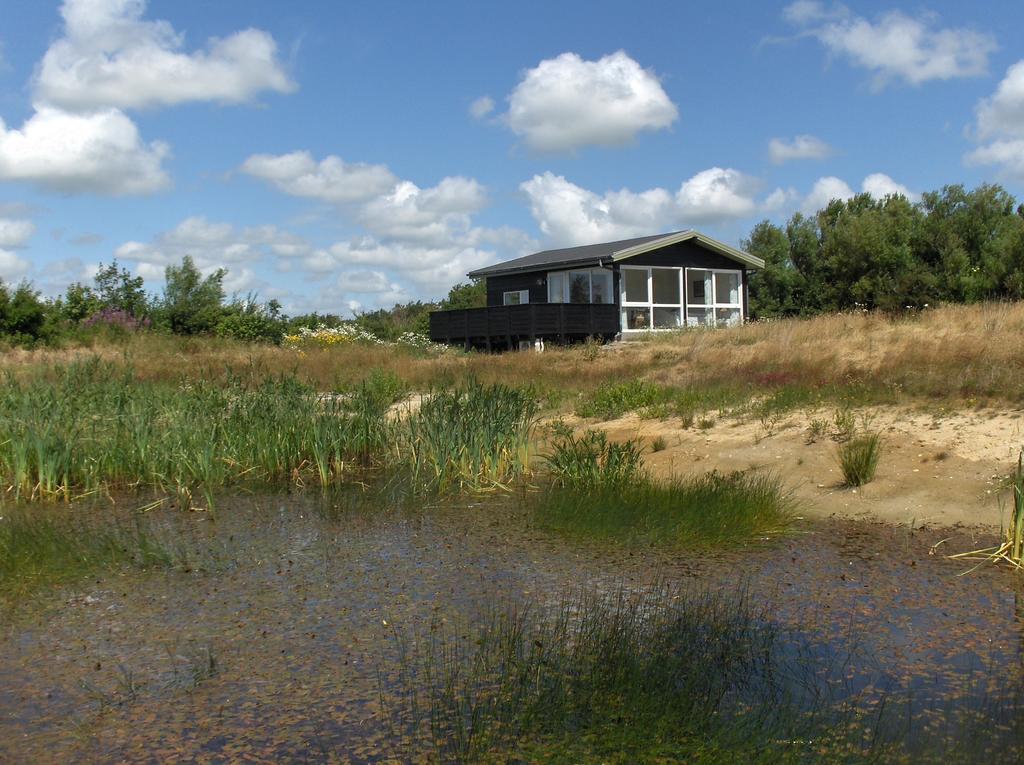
[429, 304, 619, 350]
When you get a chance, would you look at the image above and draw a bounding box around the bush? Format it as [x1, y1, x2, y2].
[837, 433, 882, 486]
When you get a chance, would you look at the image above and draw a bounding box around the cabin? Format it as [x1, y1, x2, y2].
[428, 230, 764, 350]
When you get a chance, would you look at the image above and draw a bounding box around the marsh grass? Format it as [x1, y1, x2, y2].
[542, 428, 644, 491]
[837, 433, 883, 487]
[0, 361, 537, 501]
[533, 469, 794, 547]
[0, 509, 174, 602]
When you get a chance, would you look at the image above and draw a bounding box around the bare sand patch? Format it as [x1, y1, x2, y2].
[565, 406, 1024, 529]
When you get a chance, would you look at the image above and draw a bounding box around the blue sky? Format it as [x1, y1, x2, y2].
[1, 0, 1022, 314]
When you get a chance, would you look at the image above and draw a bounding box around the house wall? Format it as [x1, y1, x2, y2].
[485, 273, 548, 306]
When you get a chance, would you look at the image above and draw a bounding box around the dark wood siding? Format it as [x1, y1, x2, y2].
[486, 273, 548, 307]
[621, 239, 745, 271]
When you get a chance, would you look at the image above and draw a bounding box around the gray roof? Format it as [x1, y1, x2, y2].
[467, 229, 763, 279]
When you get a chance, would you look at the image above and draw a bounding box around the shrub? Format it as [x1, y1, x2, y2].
[837, 433, 882, 486]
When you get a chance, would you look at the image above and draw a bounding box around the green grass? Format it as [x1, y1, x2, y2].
[0, 360, 538, 502]
[837, 433, 882, 487]
[542, 428, 644, 491]
[0, 509, 174, 603]
[533, 469, 794, 547]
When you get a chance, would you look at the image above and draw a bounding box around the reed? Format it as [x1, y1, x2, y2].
[836, 433, 882, 487]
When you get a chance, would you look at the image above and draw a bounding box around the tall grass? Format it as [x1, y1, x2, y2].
[401, 380, 537, 493]
[0, 360, 537, 502]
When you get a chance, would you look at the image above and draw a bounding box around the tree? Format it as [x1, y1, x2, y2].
[744, 221, 805, 317]
[159, 256, 226, 335]
[440, 279, 486, 310]
[0, 280, 48, 345]
[93, 260, 149, 317]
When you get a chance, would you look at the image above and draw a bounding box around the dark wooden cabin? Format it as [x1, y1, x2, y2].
[428, 230, 764, 350]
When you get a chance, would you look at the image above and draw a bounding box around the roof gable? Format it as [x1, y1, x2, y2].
[468, 230, 763, 279]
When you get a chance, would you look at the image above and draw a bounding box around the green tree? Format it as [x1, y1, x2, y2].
[744, 221, 806, 317]
[0, 280, 48, 345]
[440, 279, 486, 309]
[93, 260, 149, 317]
[159, 256, 226, 335]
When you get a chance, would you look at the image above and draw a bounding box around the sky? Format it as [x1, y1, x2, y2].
[0, 0, 1023, 315]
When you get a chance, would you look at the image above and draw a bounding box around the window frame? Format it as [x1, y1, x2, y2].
[502, 289, 530, 306]
[684, 268, 743, 327]
[545, 267, 614, 305]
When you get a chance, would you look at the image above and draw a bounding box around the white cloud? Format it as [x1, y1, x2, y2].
[801, 176, 855, 214]
[0, 218, 35, 249]
[241, 151, 397, 205]
[520, 169, 766, 247]
[966, 61, 1024, 179]
[506, 51, 677, 152]
[966, 139, 1024, 180]
[0, 250, 31, 282]
[677, 168, 760, 223]
[358, 176, 488, 245]
[34, 0, 294, 112]
[862, 172, 917, 201]
[800, 172, 916, 214]
[115, 215, 308, 277]
[469, 96, 494, 119]
[768, 134, 834, 164]
[784, 2, 996, 88]
[0, 106, 169, 194]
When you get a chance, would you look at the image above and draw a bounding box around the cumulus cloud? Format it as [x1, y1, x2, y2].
[34, 0, 294, 112]
[862, 172, 917, 200]
[0, 106, 169, 194]
[768, 134, 834, 164]
[241, 151, 397, 204]
[966, 61, 1024, 179]
[0, 250, 31, 282]
[801, 176, 855, 214]
[784, 2, 996, 88]
[800, 172, 916, 214]
[115, 215, 309, 279]
[469, 96, 494, 119]
[520, 169, 768, 247]
[506, 51, 677, 152]
[358, 176, 488, 245]
[0, 217, 35, 249]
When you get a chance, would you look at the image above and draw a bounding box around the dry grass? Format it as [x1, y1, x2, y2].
[5, 302, 1024, 404]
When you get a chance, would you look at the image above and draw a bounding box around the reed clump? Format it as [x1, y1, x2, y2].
[0, 360, 537, 502]
[836, 432, 883, 487]
[536, 429, 792, 546]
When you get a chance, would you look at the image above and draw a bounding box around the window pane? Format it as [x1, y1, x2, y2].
[716, 307, 741, 326]
[687, 270, 709, 305]
[715, 272, 740, 305]
[653, 307, 681, 329]
[651, 268, 680, 304]
[686, 308, 709, 327]
[591, 271, 612, 304]
[623, 269, 648, 302]
[624, 307, 650, 330]
[503, 290, 526, 305]
[569, 272, 590, 303]
[548, 273, 564, 303]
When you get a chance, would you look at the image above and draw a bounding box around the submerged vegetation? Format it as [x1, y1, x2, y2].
[387, 586, 1024, 763]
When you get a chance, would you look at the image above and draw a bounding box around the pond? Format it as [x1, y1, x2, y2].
[1, 491, 1022, 762]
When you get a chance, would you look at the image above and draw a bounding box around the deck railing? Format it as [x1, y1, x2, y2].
[429, 303, 619, 348]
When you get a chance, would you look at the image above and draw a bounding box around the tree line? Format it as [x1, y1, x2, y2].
[744, 183, 1024, 316]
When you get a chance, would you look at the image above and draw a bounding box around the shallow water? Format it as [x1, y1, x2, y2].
[1, 492, 1021, 762]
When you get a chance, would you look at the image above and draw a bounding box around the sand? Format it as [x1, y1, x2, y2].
[574, 405, 1024, 529]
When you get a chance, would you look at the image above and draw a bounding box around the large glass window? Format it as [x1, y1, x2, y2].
[686, 269, 742, 327]
[548, 272, 565, 303]
[569, 271, 591, 303]
[546, 268, 613, 304]
[652, 268, 680, 304]
[623, 269, 649, 303]
[591, 271, 612, 304]
[503, 290, 529, 306]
